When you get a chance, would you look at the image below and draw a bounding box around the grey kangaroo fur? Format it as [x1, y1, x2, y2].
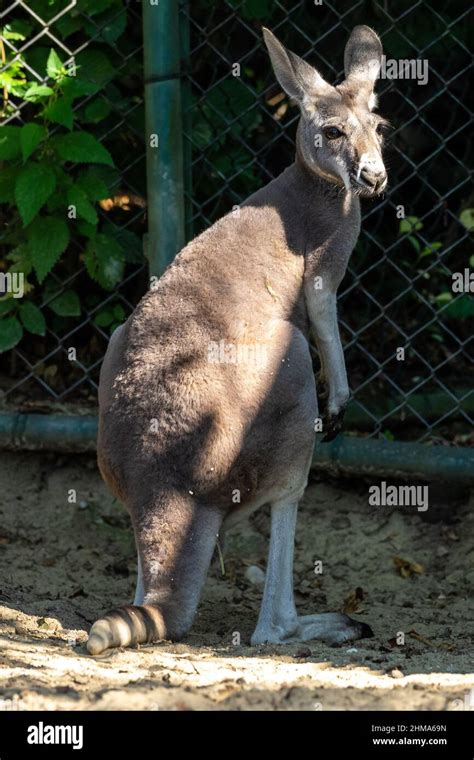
[87, 25, 388, 655]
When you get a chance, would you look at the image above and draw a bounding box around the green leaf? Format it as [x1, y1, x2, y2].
[20, 123, 48, 161]
[84, 233, 124, 290]
[15, 163, 57, 226]
[83, 97, 111, 123]
[102, 222, 143, 264]
[444, 295, 474, 320]
[434, 292, 453, 306]
[0, 316, 23, 353]
[2, 20, 32, 40]
[61, 77, 100, 100]
[0, 125, 21, 159]
[76, 168, 109, 201]
[82, 0, 117, 17]
[55, 14, 83, 38]
[46, 49, 64, 79]
[77, 221, 97, 239]
[52, 131, 114, 166]
[81, 164, 119, 193]
[113, 303, 125, 321]
[75, 48, 115, 86]
[0, 166, 19, 203]
[27, 216, 70, 283]
[43, 96, 74, 129]
[228, 0, 274, 19]
[48, 289, 81, 317]
[0, 299, 16, 317]
[67, 186, 98, 225]
[96, 7, 127, 43]
[19, 301, 46, 336]
[23, 83, 54, 102]
[419, 242, 442, 259]
[3, 29, 26, 41]
[459, 208, 474, 231]
[407, 235, 420, 254]
[399, 216, 423, 234]
[93, 307, 114, 327]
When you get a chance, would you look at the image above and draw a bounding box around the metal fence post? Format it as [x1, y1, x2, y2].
[142, 0, 186, 277]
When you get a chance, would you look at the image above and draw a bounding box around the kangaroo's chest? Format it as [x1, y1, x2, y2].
[304, 198, 361, 289]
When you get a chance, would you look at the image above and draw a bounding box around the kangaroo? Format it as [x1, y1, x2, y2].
[87, 25, 388, 655]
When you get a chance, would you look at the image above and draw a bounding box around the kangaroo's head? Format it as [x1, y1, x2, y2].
[263, 25, 388, 197]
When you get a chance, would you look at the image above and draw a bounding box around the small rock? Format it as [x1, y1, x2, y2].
[245, 565, 265, 586]
[389, 668, 404, 679]
[78, 500, 89, 510]
[346, 647, 358, 654]
[293, 647, 312, 659]
[15, 621, 28, 636]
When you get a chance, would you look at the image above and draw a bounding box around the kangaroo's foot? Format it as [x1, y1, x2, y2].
[251, 611, 373, 646]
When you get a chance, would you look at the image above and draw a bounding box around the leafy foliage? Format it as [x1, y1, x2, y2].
[0, 0, 144, 354]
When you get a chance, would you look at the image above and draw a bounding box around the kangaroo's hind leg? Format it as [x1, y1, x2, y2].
[251, 495, 373, 646]
[87, 494, 223, 655]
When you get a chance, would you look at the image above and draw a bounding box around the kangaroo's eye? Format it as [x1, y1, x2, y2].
[323, 126, 343, 140]
[376, 122, 388, 136]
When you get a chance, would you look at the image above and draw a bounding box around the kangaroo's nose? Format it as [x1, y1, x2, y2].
[360, 167, 387, 192]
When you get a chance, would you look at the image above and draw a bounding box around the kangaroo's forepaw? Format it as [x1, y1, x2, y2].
[321, 407, 346, 442]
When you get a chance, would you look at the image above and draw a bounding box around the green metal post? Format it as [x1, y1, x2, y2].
[142, 0, 186, 277]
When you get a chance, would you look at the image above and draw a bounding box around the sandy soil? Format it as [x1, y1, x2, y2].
[0, 451, 472, 711]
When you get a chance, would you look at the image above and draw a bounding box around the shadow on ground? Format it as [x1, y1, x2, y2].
[0, 452, 473, 710]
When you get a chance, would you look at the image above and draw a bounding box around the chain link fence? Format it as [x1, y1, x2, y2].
[1, 0, 472, 446]
[0, 0, 147, 411]
[181, 0, 473, 444]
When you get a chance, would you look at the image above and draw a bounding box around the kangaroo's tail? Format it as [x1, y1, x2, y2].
[87, 604, 168, 655]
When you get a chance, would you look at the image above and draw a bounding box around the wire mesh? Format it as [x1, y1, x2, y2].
[0, 0, 472, 445]
[180, 0, 473, 443]
[0, 0, 147, 410]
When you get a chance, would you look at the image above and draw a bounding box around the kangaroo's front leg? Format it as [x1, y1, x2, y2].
[304, 281, 350, 442]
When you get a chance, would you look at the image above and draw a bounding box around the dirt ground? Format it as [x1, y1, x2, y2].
[0, 451, 472, 711]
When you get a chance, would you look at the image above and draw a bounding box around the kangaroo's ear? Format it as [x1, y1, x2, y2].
[263, 27, 333, 107]
[344, 25, 382, 93]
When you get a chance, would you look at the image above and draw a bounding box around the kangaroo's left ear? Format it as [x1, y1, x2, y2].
[263, 27, 334, 109]
[343, 25, 383, 95]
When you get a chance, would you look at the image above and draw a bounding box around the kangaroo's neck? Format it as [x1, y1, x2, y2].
[286, 157, 360, 245]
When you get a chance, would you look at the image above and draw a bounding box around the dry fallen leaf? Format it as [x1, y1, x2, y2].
[408, 629, 456, 652]
[99, 192, 146, 212]
[393, 556, 425, 578]
[342, 586, 365, 614]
